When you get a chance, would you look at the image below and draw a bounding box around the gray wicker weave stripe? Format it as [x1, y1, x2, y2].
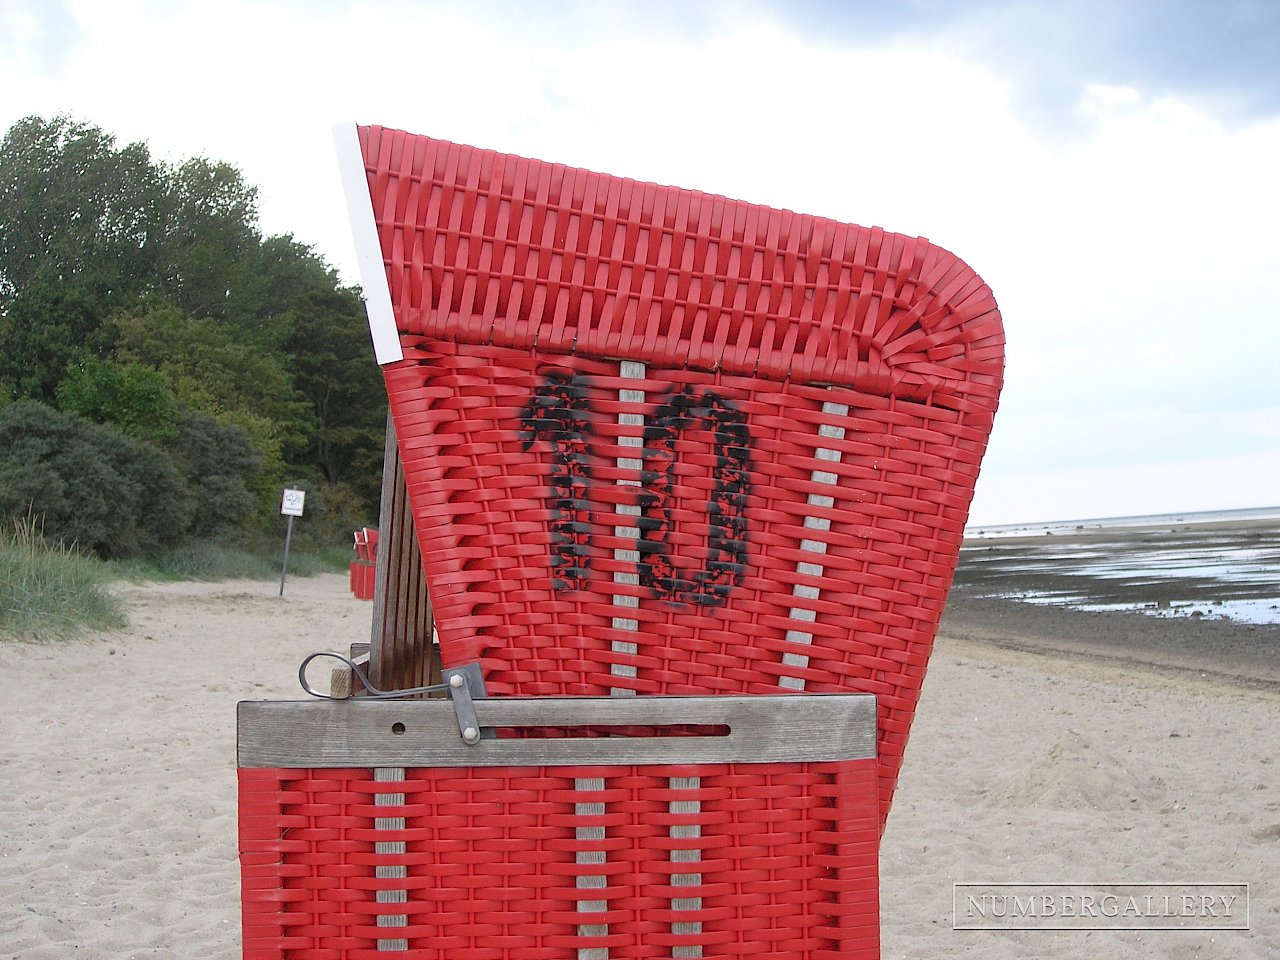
[779, 401, 849, 691]
[374, 767, 408, 952]
[591, 361, 651, 958]
[670, 775, 704, 958]
[609, 360, 646, 694]
[575, 776, 609, 960]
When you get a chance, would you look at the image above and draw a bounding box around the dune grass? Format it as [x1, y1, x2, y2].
[116, 541, 351, 582]
[0, 516, 126, 641]
[2, 516, 353, 641]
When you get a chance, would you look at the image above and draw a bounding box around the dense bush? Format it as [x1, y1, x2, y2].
[0, 402, 187, 557]
[167, 410, 262, 537]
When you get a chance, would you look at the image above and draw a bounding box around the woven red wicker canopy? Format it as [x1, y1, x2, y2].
[340, 123, 1005, 826]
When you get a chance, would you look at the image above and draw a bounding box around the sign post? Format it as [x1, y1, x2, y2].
[279, 488, 306, 596]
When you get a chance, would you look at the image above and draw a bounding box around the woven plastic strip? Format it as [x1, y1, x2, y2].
[348, 124, 1004, 827]
[239, 759, 878, 960]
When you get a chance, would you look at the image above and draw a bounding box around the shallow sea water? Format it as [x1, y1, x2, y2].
[957, 507, 1280, 625]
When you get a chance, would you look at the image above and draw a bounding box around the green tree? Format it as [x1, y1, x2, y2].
[0, 116, 170, 400]
[285, 285, 386, 507]
[109, 303, 314, 485]
[0, 281, 102, 400]
[56, 357, 179, 442]
[157, 157, 262, 324]
[238, 234, 346, 351]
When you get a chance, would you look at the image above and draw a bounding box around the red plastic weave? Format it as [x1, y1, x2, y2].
[355, 125, 1004, 826]
[349, 561, 375, 600]
[349, 529, 378, 599]
[354, 528, 379, 564]
[239, 758, 879, 959]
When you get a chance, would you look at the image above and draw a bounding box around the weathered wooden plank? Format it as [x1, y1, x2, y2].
[370, 413, 439, 694]
[239, 694, 877, 767]
[369, 413, 397, 676]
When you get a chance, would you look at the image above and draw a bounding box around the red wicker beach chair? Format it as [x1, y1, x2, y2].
[340, 124, 1003, 826]
[349, 527, 378, 600]
[234, 123, 1002, 960]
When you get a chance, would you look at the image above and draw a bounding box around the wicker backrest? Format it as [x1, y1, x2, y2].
[347, 124, 1004, 827]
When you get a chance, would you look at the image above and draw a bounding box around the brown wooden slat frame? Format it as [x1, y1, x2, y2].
[369, 413, 440, 695]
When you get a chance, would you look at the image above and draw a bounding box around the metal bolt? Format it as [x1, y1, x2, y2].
[462, 726, 480, 744]
[449, 674, 464, 689]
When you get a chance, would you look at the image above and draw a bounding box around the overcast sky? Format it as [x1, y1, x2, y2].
[2, 0, 1278, 525]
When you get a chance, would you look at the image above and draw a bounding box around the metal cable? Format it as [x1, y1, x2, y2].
[297, 651, 449, 700]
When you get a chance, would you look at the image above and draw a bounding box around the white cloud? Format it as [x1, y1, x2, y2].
[3, 0, 1277, 523]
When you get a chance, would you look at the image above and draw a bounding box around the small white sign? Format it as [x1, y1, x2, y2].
[281, 488, 306, 517]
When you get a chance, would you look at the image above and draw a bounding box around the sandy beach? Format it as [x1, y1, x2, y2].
[2, 544, 1277, 958]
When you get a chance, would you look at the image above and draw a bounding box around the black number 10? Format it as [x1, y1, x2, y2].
[522, 374, 751, 607]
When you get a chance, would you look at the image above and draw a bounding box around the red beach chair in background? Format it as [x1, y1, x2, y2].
[236, 124, 1003, 959]
[348, 526, 378, 600]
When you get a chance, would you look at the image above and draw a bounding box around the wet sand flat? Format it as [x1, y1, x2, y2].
[948, 516, 1280, 687]
[957, 517, 1280, 624]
